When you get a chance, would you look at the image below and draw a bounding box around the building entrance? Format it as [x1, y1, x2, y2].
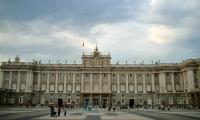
[129, 99, 134, 108]
[102, 99, 107, 108]
[58, 98, 63, 107]
[84, 98, 89, 106]
[93, 98, 99, 106]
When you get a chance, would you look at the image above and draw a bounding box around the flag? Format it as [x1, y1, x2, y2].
[82, 42, 84, 47]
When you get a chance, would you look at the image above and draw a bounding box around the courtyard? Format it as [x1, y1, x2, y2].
[0, 107, 200, 120]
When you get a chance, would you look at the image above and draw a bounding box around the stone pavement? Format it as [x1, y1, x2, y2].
[1, 107, 200, 120]
[122, 108, 200, 120]
[137, 108, 200, 118]
[161, 111, 200, 118]
[36, 108, 153, 120]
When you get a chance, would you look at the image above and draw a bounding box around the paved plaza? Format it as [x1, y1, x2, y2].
[0, 107, 200, 120]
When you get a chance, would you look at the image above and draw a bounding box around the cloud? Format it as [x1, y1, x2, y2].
[0, 19, 97, 63]
[146, 25, 186, 44]
[86, 0, 200, 63]
[0, 0, 200, 64]
[89, 22, 171, 62]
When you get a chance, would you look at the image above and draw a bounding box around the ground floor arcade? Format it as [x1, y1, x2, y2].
[0, 91, 199, 109]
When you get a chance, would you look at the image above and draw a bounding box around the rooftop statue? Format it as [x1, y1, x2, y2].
[93, 45, 100, 56]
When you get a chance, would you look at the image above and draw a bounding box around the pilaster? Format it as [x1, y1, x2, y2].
[8, 71, 12, 89]
[72, 73, 75, 93]
[16, 71, 21, 92]
[46, 72, 49, 93]
[126, 73, 129, 93]
[117, 73, 120, 93]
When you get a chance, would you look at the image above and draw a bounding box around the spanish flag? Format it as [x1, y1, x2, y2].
[82, 42, 84, 47]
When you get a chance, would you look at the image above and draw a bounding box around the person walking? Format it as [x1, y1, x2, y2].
[50, 104, 54, 117]
[113, 105, 116, 112]
[108, 105, 111, 111]
[58, 106, 61, 116]
[64, 105, 67, 116]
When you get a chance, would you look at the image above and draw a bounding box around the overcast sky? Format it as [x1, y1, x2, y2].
[0, 0, 200, 64]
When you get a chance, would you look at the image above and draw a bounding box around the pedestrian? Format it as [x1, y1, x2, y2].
[167, 106, 170, 111]
[50, 104, 56, 117]
[113, 105, 116, 112]
[108, 105, 111, 111]
[50, 104, 53, 117]
[64, 105, 67, 116]
[58, 106, 61, 116]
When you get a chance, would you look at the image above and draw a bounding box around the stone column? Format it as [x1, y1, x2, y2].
[152, 73, 155, 92]
[90, 73, 93, 92]
[159, 72, 166, 93]
[29, 71, 33, 92]
[187, 69, 194, 91]
[183, 72, 186, 91]
[8, 71, 12, 89]
[16, 71, 21, 92]
[194, 93, 198, 109]
[134, 73, 138, 93]
[81, 73, 84, 92]
[180, 73, 184, 91]
[143, 73, 146, 93]
[37, 72, 41, 91]
[90, 94, 92, 106]
[46, 72, 49, 93]
[171, 72, 175, 92]
[126, 73, 129, 94]
[25, 71, 29, 92]
[117, 73, 120, 93]
[0, 69, 3, 89]
[100, 94, 102, 106]
[55, 72, 58, 93]
[72, 73, 75, 93]
[108, 73, 111, 92]
[100, 73, 102, 92]
[64, 73, 67, 93]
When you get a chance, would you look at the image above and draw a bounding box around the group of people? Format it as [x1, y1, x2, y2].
[50, 104, 117, 117]
[50, 104, 67, 117]
[83, 105, 92, 111]
[108, 105, 116, 111]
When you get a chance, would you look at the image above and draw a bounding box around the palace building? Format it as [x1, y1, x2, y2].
[0, 46, 200, 108]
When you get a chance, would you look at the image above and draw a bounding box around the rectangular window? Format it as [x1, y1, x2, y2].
[137, 74, 142, 78]
[121, 98, 124, 104]
[174, 73, 178, 76]
[77, 74, 80, 77]
[69, 73, 72, 77]
[154, 73, 158, 77]
[121, 74, 124, 77]
[146, 73, 150, 78]
[76, 98, 79, 103]
[129, 74, 133, 77]
[166, 73, 170, 77]
[112, 74, 116, 77]
[103, 74, 106, 77]
[59, 73, 62, 77]
[67, 98, 71, 103]
[85, 74, 89, 77]
[42, 73, 46, 76]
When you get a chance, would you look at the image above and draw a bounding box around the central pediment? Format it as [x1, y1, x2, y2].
[82, 46, 111, 67]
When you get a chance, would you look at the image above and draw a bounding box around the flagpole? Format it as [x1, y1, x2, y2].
[82, 41, 85, 55]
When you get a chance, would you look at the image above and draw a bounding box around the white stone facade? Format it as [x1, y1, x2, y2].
[0, 47, 200, 108]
